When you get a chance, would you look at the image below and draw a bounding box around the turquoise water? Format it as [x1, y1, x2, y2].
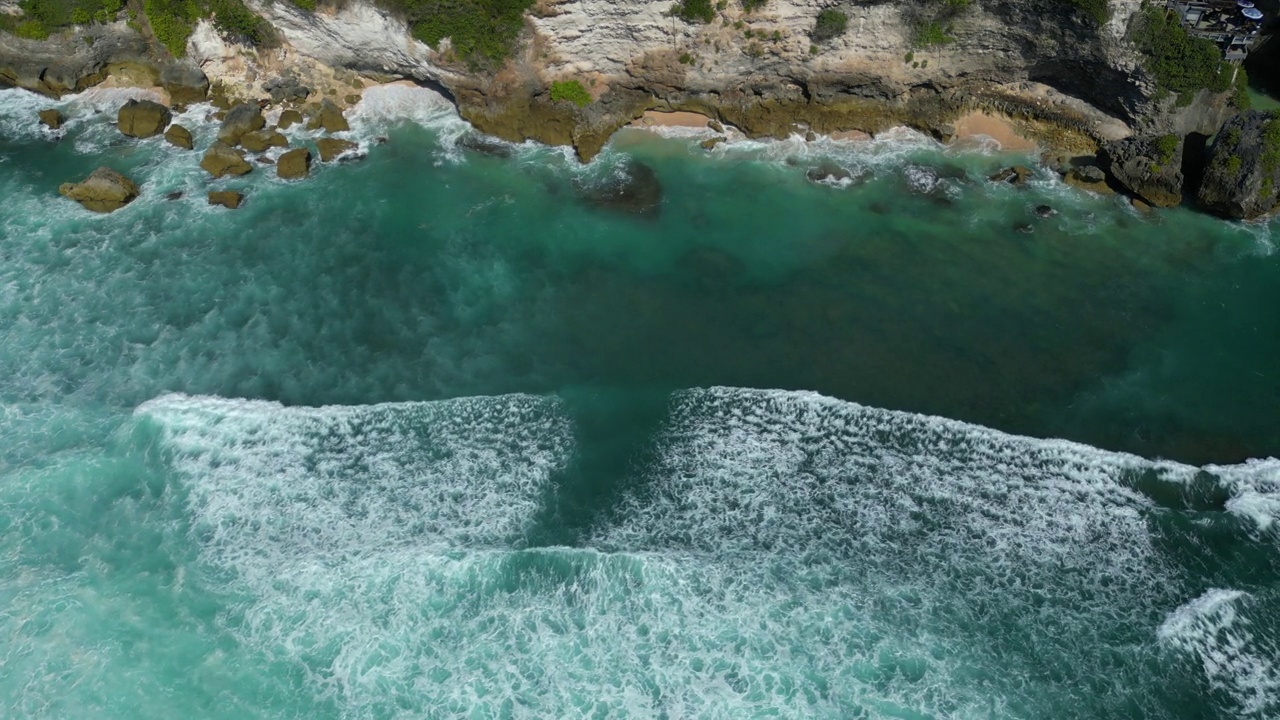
[1, 84, 1278, 719]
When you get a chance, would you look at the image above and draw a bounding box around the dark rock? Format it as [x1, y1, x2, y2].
[1014, 222, 1034, 234]
[256, 156, 276, 165]
[117, 99, 171, 138]
[217, 103, 266, 146]
[58, 166, 140, 212]
[239, 129, 288, 152]
[166, 191, 183, 201]
[262, 75, 310, 104]
[160, 62, 209, 105]
[200, 142, 253, 178]
[344, 93, 361, 105]
[276, 109, 304, 130]
[708, 120, 724, 133]
[38, 109, 63, 129]
[164, 123, 193, 150]
[806, 161, 854, 185]
[308, 99, 350, 133]
[374, 136, 388, 145]
[457, 132, 514, 158]
[277, 147, 311, 179]
[1198, 110, 1280, 220]
[1063, 164, 1114, 195]
[805, 130, 817, 142]
[576, 160, 662, 217]
[1101, 134, 1184, 208]
[316, 137, 358, 161]
[1034, 204, 1057, 218]
[208, 190, 243, 209]
[989, 165, 1033, 186]
[701, 137, 724, 151]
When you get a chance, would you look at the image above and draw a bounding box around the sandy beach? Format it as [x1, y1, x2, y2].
[951, 111, 1038, 151]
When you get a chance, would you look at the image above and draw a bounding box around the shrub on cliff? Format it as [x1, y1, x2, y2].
[207, 0, 275, 46]
[812, 9, 847, 43]
[0, 0, 123, 38]
[673, 0, 715, 24]
[1068, 0, 1109, 25]
[144, 0, 199, 56]
[549, 79, 591, 107]
[1132, 6, 1232, 106]
[383, 0, 534, 64]
[740, 0, 766, 11]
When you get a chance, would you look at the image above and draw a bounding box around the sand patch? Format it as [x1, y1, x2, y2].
[630, 110, 715, 129]
[952, 111, 1038, 152]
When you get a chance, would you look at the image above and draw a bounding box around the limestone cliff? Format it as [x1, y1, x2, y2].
[0, 0, 1242, 159]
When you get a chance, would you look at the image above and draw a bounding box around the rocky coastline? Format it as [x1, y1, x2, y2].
[3, 0, 1277, 219]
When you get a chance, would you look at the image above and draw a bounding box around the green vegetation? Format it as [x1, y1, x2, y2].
[1154, 134, 1178, 164]
[914, 20, 954, 47]
[811, 8, 847, 43]
[144, 0, 198, 56]
[383, 0, 534, 63]
[287, 0, 317, 10]
[0, 0, 122, 39]
[549, 79, 591, 107]
[1132, 6, 1231, 106]
[1233, 68, 1252, 110]
[208, 0, 274, 44]
[741, 0, 766, 11]
[673, 0, 714, 23]
[904, 51, 914, 63]
[1225, 155, 1242, 175]
[1262, 113, 1280, 173]
[1067, 0, 1109, 25]
[678, 51, 692, 64]
[1225, 127, 1242, 146]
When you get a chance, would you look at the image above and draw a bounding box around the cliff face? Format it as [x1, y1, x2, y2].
[0, 0, 1239, 158]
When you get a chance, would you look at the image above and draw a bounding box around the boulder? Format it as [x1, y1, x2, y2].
[344, 93, 361, 105]
[117, 99, 172, 138]
[316, 137, 358, 161]
[989, 165, 1033, 186]
[1101, 135, 1184, 208]
[1034, 204, 1057, 218]
[208, 191, 243, 209]
[217, 103, 266, 146]
[38, 109, 63, 130]
[164, 123, 193, 150]
[708, 120, 725, 133]
[574, 160, 662, 217]
[276, 109, 304, 130]
[1198, 110, 1280, 220]
[160, 62, 210, 105]
[1063, 164, 1114, 195]
[200, 142, 253, 178]
[239, 129, 288, 152]
[262, 75, 311, 104]
[701, 137, 724, 151]
[277, 147, 312, 179]
[805, 161, 853, 185]
[58, 166, 140, 213]
[457, 133, 513, 158]
[308, 99, 350, 133]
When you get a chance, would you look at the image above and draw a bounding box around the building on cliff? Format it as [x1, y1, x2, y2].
[1166, 0, 1269, 60]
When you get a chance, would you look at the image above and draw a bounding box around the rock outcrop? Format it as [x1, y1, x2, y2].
[1198, 110, 1280, 220]
[58, 166, 140, 212]
[208, 190, 244, 209]
[201, 142, 253, 177]
[1102, 135, 1184, 208]
[1064, 164, 1114, 195]
[160, 62, 210, 105]
[117, 99, 172, 138]
[276, 109, 304, 130]
[240, 129, 288, 152]
[989, 165, 1033, 186]
[0, 21, 152, 96]
[575, 160, 662, 217]
[308, 98, 350, 133]
[277, 147, 312, 179]
[164, 124, 194, 150]
[38, 109, 63, 130]
[316, 137, 357, 161]
[217, 103, 266, 146]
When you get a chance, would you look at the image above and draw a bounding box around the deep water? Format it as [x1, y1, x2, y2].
[1, 84, 1278, 719]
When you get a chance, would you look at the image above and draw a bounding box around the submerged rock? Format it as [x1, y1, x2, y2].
[457, 132, 514, 158]
[58, 166, 140, 212]
[38, 109, 63, 130]
[576, 160, 662, 217]
[1102, 135, 1184, 208]
[218, 103, 266, 147]
[1198, 110, 1280, 220]
[701, 137, 724, 151]
[316, 137, 358, 161]
[164, 123, 193, 150]
[989, 165, 1032, 186]
[166, 190, 184, 201]
[308, 99, 350, 133]
[805, 161, 857, 186]
[207, 190, 243, 209]
[1034, 204, 1057, 218]
[277, 147, 312, 179]
[240, 129, 288, 152]
[117, 99, 172, 138]
[200, 142, 253, 178]
[1063, 164, 1114, 195]
[276, 109, 304, 130]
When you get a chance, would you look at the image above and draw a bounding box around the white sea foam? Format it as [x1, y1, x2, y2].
[131, 387, 1280, 718]
[1159, 589, 1280, 717]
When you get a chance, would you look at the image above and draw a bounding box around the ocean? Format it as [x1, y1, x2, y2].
[1, 83, 1277, 719]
